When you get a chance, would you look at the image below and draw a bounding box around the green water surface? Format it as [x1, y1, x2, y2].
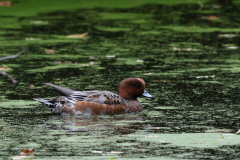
[1, 0, 240, 159]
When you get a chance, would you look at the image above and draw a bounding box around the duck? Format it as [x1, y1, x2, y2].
[34, 77, 153, 115]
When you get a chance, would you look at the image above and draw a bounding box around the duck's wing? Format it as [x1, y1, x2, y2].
[69, 90, 102, 101]
[83, 91, 128, 106]
[45, 83, 101, 101]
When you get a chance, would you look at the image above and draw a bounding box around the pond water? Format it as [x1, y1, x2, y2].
[1, 0, 240, 159]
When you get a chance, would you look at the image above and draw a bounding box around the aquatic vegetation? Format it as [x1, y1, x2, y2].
[1, 0, 240, 159]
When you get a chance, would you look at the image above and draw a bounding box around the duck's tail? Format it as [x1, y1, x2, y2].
[34, 96, 76, 114]
[33, 98, 56, 110]
[44, 83, 77, 97]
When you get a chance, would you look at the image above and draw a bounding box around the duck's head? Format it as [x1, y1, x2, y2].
[118, 78, 154, 100]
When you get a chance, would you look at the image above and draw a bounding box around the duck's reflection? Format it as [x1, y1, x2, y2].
[43, 114, 150, 135]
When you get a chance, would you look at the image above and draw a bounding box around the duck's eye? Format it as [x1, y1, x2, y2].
[135, 84, 140, 88]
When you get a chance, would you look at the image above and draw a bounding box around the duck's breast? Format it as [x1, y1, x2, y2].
[124, 100, 143, 113]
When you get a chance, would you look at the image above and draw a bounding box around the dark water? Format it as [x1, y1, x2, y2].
[1, 0, 240, 159]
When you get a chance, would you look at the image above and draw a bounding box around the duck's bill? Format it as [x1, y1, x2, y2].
[142, 90, 154, 98]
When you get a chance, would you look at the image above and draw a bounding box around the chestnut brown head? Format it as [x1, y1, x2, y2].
[118, 78, 153, 100]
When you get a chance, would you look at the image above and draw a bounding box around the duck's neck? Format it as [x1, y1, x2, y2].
[119, 92, 137, 100]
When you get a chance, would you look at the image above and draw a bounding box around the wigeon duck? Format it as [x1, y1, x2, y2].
[34, 78, 153, 115]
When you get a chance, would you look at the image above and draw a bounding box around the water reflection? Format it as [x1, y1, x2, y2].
[1, 0, 240, 159]
[44, 114, 148, 135]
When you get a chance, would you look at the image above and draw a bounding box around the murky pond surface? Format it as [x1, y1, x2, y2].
[1, 0, 240, 159]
